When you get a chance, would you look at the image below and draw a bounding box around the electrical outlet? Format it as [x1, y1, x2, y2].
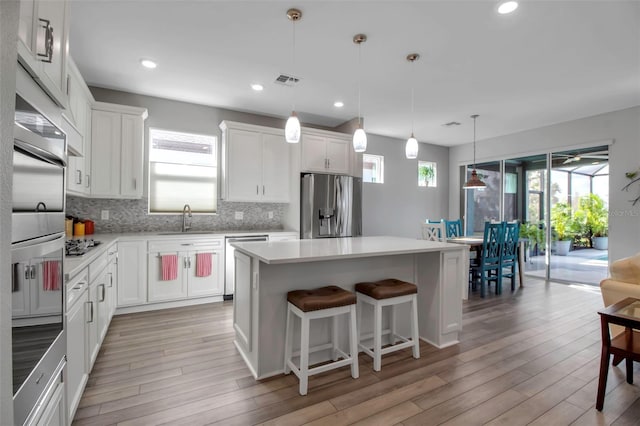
[268, 211, 274, 219]
[101, 210, 109, 220]
[235, 211, 244, 220]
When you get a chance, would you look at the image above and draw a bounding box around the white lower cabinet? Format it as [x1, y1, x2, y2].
[117, 241, 147, 307]
[148, 238, 224, 302]
[65, 269, 88, 422]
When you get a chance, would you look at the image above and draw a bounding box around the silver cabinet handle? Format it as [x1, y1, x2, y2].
[24, 265, 30, 280]
[87, 301, 94, 323]
[76, 170, 82, 185]
[256, 185, 259, 195]
[262, 185, 265, 195]
[30, 265, 36, 279]
[180, 243, 194, 246]
[183, 257, 188, 269]
[133, 178, 137, 190]
[99, 284, 106, 302]
[187, 258, 191, 268]
[328, 159, 331, 169]
[12, 263, 19, 292]
[107, 272, 113, 288]
[85, 174, 90, 188]
[37, 18, 54, 63]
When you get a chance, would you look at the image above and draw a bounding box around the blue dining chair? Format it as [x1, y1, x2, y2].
[499, 222, 520, 294]
[471, 222, 505, 297]
[444, 219, 463, 238]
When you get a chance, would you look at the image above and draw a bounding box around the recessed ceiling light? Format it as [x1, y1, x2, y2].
[334, 101, 344, 108]
[251, 83, 264, 91]
[140, 59, 157, 69]
[497, 1, 518, 14]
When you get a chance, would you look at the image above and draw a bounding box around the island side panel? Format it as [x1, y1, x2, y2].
[232, 250, 259, 378]
[255, 254, 420, 379]
[415, 249, 465, 348]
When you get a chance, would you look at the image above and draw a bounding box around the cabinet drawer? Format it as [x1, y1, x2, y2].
[66, 269, 88, 312]
[148, 239, 223, 252]
[88, 253, 108, 282]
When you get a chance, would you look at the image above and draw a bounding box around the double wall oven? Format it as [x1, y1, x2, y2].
[12, 69, 67, 425]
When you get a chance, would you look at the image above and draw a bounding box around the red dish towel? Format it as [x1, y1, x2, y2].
[196, 252, 212, 277]
[161, 254, 178, 281]
[43, 260, 60, 291]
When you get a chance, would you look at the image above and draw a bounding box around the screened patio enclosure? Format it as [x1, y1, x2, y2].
[462, 145, 609, 286]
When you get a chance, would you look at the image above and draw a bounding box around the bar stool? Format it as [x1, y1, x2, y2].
[355, 278, 420, 371]
[284, 285, 359, 395]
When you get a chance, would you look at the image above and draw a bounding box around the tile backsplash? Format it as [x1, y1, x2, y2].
[66, 196, 286, 233]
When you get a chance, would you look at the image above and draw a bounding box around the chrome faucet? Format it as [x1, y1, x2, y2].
[182, 204, 192, 232]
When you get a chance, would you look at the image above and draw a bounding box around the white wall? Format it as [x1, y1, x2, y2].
[363, 134, 449, 238]
[0, 1, 18, 423]
[449, 106, 640, 263]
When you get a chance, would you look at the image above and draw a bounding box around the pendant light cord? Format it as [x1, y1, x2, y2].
[291, 19, 296, 111]
[472, 116, 477, 169]
[410, 64, 415, 135]
[357, 42, 362, 127]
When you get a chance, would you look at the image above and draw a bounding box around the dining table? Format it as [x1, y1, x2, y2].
[447, 236, 526, 288]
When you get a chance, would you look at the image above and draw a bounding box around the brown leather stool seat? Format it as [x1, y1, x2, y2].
[287, 285, 356, 312]
[355, 278, 417, 300]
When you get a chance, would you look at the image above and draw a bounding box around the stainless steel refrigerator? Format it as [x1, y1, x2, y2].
[301, 173, 362, 239]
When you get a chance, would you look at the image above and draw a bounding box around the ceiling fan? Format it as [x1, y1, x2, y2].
[557, 150, 608, 165]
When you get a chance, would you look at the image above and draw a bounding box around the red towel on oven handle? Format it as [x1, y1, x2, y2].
[43, 260, 61, 291]
[196, 252, 212, 277]
[161, 254, 178, 281]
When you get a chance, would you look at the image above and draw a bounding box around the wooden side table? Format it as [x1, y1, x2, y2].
[596, 297, 640, 411]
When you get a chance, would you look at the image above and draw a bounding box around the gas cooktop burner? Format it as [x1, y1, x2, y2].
[65, 239, 102, 257]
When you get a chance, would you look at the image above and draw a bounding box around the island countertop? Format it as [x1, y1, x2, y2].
[231, 236, 467, 264]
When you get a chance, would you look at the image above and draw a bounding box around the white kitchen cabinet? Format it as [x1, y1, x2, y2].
[148, 238, 224, 302]
[87, 278, 99, 368]
[65, 270, 88, 422]
[117, 241, 147, 307]
[220, 121, 290, 203]
[91, 103, 147, 199]
[106, 247, 118, 321]
[301, 129, 351, 175]
[17, 0, 69, 108]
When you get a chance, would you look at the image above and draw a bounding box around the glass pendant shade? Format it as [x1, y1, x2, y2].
[463, 169, 487, 189]
[405, 134, 418, 159]
[353, 127, 367, 153]
[285, 112, 301, 144]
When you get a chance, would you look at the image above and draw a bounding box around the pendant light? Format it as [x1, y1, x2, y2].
[463, 114, 487, 189]
[285, 8, 302, 144]
[405, 53, 420, 159]
[352, 34, 367, 153]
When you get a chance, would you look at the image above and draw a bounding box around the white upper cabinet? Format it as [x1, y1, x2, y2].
[220, 121, 290, 203]
[301, 129, 352, 175]
[90, 102, 147, 199]
[17, 0, 69, 108]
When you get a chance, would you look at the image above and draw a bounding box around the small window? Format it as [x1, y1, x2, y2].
[418, 161, 437, 187]
[363, 154, 384, 184]
[149, 128, 217, 213]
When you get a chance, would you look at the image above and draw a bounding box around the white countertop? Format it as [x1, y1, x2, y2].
[231, 236, 466, 264]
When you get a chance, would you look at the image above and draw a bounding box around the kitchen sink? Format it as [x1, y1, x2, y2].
[156, 231, 216, 235]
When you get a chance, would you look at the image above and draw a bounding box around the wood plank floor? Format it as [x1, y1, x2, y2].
[72, 279, 640, 425]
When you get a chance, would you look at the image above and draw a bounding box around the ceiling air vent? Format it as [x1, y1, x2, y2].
[443, 121, 461, 127]
[275, 74, 300, 86]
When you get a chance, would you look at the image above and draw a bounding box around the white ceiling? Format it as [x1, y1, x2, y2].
[69, 1, 640, 147]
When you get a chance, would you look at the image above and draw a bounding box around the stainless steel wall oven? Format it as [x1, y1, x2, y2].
[11, 89, 66, 425]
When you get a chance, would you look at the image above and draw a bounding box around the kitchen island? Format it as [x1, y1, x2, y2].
[231, 236, 469, 379]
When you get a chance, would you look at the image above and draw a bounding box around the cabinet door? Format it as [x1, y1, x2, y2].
[66, 155, 86, 195]
[227, 129, 262, 201]
[106, 255, 118, 320]
[18, 0, 36, 53]
[261, 133, 290, 202]
[326, 137, 350, 174]
[91, 110, 121, 197]
[148, 252, 188, 302]
[34, 0, 69, 107]
[187, 250, 224, 297]
[120, 114, 144, 198]
[117, 241, 147, 307]
[95, 268, 110, 343]
[87, 282, 99, 367]
[301, 134, 328, 172]
[66, 289, 87, 421]
[82, 100, 92, 195]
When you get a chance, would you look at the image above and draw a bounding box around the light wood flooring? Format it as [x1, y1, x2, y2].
[72, 279, 640, 425]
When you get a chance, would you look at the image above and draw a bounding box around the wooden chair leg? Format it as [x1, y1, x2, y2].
[612, 353, 624, 366]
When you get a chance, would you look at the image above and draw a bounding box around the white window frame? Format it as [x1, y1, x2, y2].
[418, 161, 437, 188]
[363, 154, 384, 184]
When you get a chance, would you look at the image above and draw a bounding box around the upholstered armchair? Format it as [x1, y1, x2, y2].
[600, 252, 640, 337]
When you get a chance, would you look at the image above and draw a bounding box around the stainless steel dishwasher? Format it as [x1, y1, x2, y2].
[224, 235, 268, 300]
